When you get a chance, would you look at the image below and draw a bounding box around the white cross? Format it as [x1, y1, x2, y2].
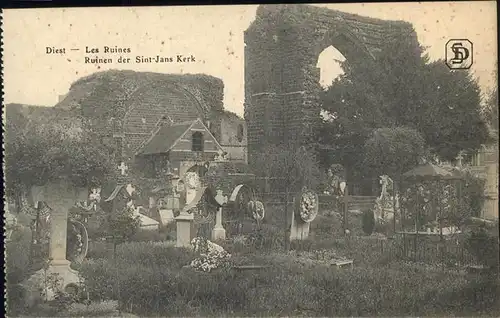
[215, 189, 228, 206]
[456, 152, 464, 167]
[118, 162, 128, 175]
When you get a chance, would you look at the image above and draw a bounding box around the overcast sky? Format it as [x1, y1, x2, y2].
[3, 2, 497, 116]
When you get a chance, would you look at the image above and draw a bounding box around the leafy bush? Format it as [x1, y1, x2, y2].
[4, 108, 116, 195]
[465, 226, 500, 269]
[6, 227, 33, 284]
[130, 229, 166, 242]
[6, 227, 33, 316]
[246, 223, 285, 251]
[115, 242, 195, 268]
[362, 209, 375, 235]
[87, 240, 114, 260]
[159, 222, 177, 241]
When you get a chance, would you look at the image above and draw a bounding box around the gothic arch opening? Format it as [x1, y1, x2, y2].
[244, 4, 418, 166]
[317, 45, 346, 122]
[316, 45, 346, 90]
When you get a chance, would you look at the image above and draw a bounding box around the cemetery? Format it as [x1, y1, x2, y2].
[4, 4, 499, 317]
[5, 146, 499, 316]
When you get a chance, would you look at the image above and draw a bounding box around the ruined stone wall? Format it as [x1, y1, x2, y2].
[244, 4, 417, 164]
[55, 70, 225, 162]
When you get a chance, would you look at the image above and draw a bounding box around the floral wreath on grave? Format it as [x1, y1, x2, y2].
[295, 188, 319, 223]
[189, 237, 231, 272]
[247, 200, 265, 221]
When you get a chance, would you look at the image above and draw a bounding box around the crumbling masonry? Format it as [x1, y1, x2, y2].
[244, 4, 418, 164]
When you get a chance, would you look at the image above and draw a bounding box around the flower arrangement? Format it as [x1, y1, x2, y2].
[185, 172, 200, 190]
[298, 190, 318, 223]
[189, 237, 231, 272]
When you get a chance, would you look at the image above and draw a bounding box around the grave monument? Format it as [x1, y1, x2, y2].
[22, 180, 88, 301]
[211, 190, 228, 241]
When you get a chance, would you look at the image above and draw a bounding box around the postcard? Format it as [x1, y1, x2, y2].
[3, 3, 498, 317]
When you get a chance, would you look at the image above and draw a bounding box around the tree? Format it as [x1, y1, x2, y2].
[363, 127, 428, 179]
[4, 107, 116, 201]
[484, 66, 498, 134]
[251, 143, 323, 193]
[104, 204, 141, 258]
[317, 31, 491, 174]
[251, 143, 323, 250]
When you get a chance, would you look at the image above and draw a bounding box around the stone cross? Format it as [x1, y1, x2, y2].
[214, 190, 228, 206]
[214, 149, 227, 162]
[212, 190, 228, 241]
[118, 162, 128, 175]
[456, 152, 464, 167]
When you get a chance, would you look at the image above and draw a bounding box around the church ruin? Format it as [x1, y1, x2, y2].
[244, 4, 418, 163]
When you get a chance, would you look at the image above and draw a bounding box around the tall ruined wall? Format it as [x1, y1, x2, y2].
[244, 4, 417, 164]
[55, 70, 225, 160]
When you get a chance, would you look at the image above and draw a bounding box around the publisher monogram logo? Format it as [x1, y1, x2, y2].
[445, 39, 473, 70]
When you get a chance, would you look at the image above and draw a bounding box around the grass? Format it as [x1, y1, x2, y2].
[74, 235, 500, 317]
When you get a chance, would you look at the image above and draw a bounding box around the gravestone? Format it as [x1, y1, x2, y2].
[184, 171, 200, 205]
[290, 189, 319, 241]
[22, 180, 88, 302]
[175, 179, 192, 248]
[157, 176, 181, 226]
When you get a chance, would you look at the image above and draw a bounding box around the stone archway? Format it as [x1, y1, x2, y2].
[244, 4, 418, 162]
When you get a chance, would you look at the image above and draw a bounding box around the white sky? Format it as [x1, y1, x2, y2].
[2, 2, 497, 116]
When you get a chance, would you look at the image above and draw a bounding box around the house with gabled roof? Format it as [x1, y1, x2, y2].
[51, 70, 247, 179]
[134, 118, 226, 180]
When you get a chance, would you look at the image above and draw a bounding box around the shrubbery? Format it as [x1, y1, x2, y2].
[465, 226, 500, 269]
[5, 227, 33, 316]
[362, 209, 375, 235]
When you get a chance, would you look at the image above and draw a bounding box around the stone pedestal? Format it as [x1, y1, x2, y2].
[176, 213, 194, 248]
[211, 207, 226, 241]
[22, 260, 81, 306]
[289, 211, 310, 241]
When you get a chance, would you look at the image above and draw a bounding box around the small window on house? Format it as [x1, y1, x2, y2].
[192, 132, 204, 152]
[237, 124, 244, 142]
